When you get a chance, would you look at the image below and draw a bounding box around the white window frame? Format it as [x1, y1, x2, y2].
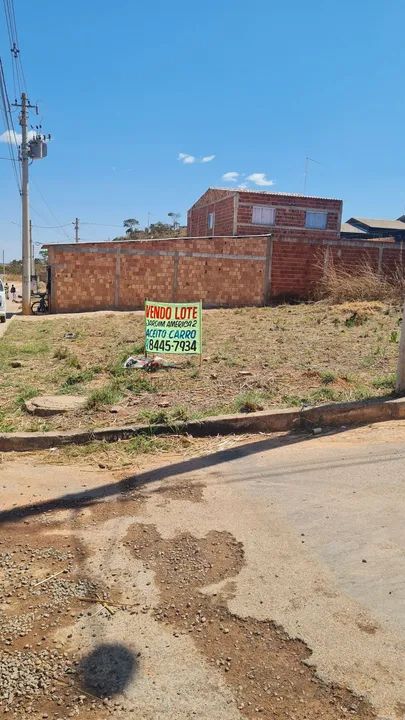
[305, 211, 328, 229]
[207, 211, 215, 231]
[252, 205, 275, 226]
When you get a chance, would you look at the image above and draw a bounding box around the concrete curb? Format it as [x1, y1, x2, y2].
[1, 397, 405, 452]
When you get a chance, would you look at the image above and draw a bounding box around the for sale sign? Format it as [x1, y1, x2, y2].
[145, 300, 202, 355]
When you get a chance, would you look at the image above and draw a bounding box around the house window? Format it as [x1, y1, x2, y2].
[207, 212, 215, 230]
[305, 211, 327, 229]
[252, 205, 275, 226]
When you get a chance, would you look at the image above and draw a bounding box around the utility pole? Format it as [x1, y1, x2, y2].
[396, 303, 405, 393]
[74, 217, 79, 243]
[13, 94, 48, 314]
[20, 92, 31, 314]
[2, 250, 5, 279]
[30, 219, 34, 282]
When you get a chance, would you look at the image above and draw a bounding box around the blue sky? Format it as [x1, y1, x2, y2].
[0, 0, 405, 259]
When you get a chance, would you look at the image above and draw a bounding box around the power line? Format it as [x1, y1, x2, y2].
[31, 179, 71, 240]
[3, 0, 27, 94]
[0, 57, 21, 193]
[33, 223, 71, 229]
[10, 220, 72, 229]
[81, 221, 123, 228]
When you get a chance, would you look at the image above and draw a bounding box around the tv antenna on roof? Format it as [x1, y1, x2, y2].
[303, 156, 321, 194]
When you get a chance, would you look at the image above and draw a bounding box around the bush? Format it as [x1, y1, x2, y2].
[316, 259, 405, 304]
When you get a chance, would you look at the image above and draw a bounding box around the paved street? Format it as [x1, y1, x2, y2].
[0, 421, 404, 719]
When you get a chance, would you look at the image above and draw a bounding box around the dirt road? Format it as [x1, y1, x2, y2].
[0, 422, 404, 719]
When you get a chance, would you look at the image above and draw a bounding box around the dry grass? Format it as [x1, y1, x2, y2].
[316, 259, 405, 304]
[0, 302, 401, 433]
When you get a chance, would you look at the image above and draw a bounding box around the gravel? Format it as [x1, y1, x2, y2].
[0, 537, 105, 716]
[0, 648, 74, 713]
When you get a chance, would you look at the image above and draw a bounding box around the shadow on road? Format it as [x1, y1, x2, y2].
[0, 425, 400, 526]
[79, 643, 138, 697]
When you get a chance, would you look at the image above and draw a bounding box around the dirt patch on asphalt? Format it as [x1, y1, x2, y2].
[126, 523, 375, 720]
[149, 477, 205, 504]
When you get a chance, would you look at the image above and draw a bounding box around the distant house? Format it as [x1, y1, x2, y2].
[341, 217, 405, 241]
[187, 188, 342, 240]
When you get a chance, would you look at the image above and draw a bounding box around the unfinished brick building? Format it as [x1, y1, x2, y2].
[187, 188, 343, 240]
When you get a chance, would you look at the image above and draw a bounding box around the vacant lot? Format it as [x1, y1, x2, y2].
[0, 301, 401, 433]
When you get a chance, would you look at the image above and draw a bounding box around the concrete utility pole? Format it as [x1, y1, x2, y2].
[74, 218, 80, 243]
[20, 92, 31, 314]
[30, 219, 34, 281]
[13, 94, 48, 314]
[396, 302, 405, 393]
[1, 250, 5, 279]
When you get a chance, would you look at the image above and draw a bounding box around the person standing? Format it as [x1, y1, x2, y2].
[10, 284, 16, 302]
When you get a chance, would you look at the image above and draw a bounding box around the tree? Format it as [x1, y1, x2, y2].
[123, 218, 139, 237]
[147, 222, 173, 239]
[168, 212, 181, 230]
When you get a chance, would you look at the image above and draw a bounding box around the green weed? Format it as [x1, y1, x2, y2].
[66, 354, 81, 369]
[119, 375, 155, 394]
[19, 341, 49, 355]
[140, 409, 169, 425]
[86, 384, 121, 410]
[309, 387, 341, 403]
[171, 406, 189, 422]
[54, 346, 69, 360]
[320, 370, 336, 385]
[16, 386, 39, 408]
[234, 392, 264, 414]
[372, 374, 396, 390]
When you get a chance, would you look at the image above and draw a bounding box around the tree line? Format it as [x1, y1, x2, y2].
[114, 214, 186, 241]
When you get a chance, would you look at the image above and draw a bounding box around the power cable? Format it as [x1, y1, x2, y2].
[81, 221, 123, 228]
[0, 56, 21, 193]
[31, 179, 71, 241]
[10, 220, 72, 229]
[3, 0, 27, 94]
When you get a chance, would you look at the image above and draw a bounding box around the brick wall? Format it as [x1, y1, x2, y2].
[187, 194, 235, 236]
[46, 235, 404, 313]
[187, 189, 342, 240]
[236, 191, 341, 239]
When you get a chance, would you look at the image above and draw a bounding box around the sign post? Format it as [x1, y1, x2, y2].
[145, 300, 202, 360]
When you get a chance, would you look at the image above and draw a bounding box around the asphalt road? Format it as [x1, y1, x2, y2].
[1, 421, 404, 719]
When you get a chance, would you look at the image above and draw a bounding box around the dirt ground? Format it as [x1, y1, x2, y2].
[0, 300, 401, 432]
[0, 422, 404, 719]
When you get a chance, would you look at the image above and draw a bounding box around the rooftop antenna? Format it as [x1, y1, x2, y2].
[303, 156, 321, 194]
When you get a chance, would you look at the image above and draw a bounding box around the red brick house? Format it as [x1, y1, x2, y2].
[187, 187, 342, 240]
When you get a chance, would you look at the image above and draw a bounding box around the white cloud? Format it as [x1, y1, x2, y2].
[0, 129, 36, 145]
[178, 152, 215, 164]
[222, 171, 239, 182]
[178, 152, 196, 164]
[246, 172, 274, 187]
